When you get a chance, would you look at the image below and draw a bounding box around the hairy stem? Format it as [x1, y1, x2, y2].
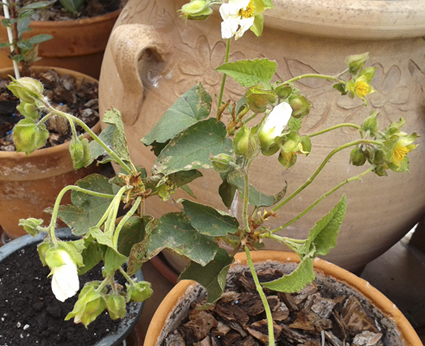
[216, 39, 231, 120]
[284, 73, 345, 85]
[113, 197, 142, 249]
[307, 123, 362, 138]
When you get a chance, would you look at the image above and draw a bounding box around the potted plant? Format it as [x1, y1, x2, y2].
[0, 1, 101, 242]
[6, 0, 421, 344]
[0, 0, 122, 78]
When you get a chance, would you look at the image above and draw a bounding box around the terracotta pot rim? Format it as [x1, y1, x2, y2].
[266, 0, 425, 39]
[0, 9, 121, 27]
[145, 250, 422, 346]
[0, 66, 100, 160]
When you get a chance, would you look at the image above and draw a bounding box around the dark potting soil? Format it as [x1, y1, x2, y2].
[0, 243, 122, 346]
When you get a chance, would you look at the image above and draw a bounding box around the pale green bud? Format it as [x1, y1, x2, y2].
[69, 136, 93, 170]
[13, 118, 49, 156]
[180, 0, 212, 20]
[126, 281, 153, 303]
[288, 94, 310, 118]
[8, 77, 44, 104]
[105, 294, 127, 320]
[345, 52, 369, 75]
[210, 153, 235, 173]
[18, 217, 44, 236]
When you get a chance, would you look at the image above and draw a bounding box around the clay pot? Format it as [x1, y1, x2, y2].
[0, 66, 100, 241]
[144, 250, 422, 346]
[99, 0, 425, 272]
[0, 10, 120, 79]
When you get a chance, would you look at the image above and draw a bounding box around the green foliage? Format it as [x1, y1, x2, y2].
[59, 0, 85, 16]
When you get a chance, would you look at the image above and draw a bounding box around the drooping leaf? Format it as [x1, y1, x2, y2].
[216, 59, 277, 89]
[118, 215, 152, 257]
[261, 256, 315, 293]
[180, 199, 239, 236]
[53, 174, 116, 236]
[89, 124, 115, 162]
[305, 194, 347, 256]
[102, 108, 131, 164]
[142, 83, 212, 146]
[152, 118, 233, 176]
[179, 248, 234, 304]
[145, 212, 219, 266]
[227, 171, 287, 207]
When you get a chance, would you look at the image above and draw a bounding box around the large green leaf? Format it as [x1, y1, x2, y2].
[102, 108, 131, 163]
[216, 59, 277, 88]
[152, 118, 233, 176]
[142, 84, 212, 146]
[261, 256, 315, 293]
[54, 174, 116, 236]
[180, 199, 239, 236]
[146, 212, 219, 266]
[227, 171, 286, 207]
[179, 248, 234, 304]
[305, 194, 347, 256]
[118, 216, 152, 257]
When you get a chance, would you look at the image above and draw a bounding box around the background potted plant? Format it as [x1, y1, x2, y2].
[0, 0, 101, 242]
[0, 0, 122, 79]
[6, 0, 421, 344]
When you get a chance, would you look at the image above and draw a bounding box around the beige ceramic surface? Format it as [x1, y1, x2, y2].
[0, 67, 100, 239]
[99, 0, 425, 272]
[0, 10, 120, 79]
[144, 251, 423, 346]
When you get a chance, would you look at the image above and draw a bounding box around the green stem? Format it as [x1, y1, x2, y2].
[245, 247, 275, 346]
[48, 185, 116, 245]
[284, 73, 345, 85]
[242, 163, 252, 235]
[269, 166, 374, 234]
[104, 186, 131, 237]
[44, 104, 134, 175]
[95, 277, 110, 293]
[271, 139, 382, 213]
[307, 123, 361, 139]
[113, 197, 142, 249]
[216, 39, 231, 120]
[119, 266, 135, 285]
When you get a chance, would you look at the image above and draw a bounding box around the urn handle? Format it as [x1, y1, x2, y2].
[109, 24, 168, 125]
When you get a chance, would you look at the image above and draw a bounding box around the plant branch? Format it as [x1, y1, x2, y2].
[307, 123, 361, 138]
[216, 39, 231, 120]
[113, 196, 142, 249]
[284, 73, 345, 85]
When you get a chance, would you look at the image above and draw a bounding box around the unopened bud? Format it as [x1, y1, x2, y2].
[180, 0, 212, 20]
[211, 153, 234, 173]
[345, 52, 369, 75]
[13, 118, 49, 156]
[288, 94, 310, 118]
[350, 147, 366, 166]
[70, 136, 93, 170]
[105, 294, 127, 320]
[274, 83, 292, 99]
[18, 218, 44, 236]
[8, 77, 44, 104]
[126, 281, 153, 303]
[246, 86, 276, 113]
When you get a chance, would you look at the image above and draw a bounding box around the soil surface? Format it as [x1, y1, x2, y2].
[163, 266, 400, 346]
[0, 68, 99, 151]
[0, 242, 122, 345]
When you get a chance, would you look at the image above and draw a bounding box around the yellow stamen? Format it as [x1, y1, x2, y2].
[394, 145, 409, 162]
[239, 1, 255, 18]
[354, 80, 371, 98]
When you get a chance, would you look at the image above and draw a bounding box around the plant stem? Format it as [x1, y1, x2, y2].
[216, 39, 231, 120]
[307, 123, 361, 138]
[104, 186, 131, 237]
[284, 73, 345, 85]
[242, 168, 251, 235]
[48, 185, 116, 246]
[268, 166, 374, 234]
[271, 139, 382, 213]
[118, 266, 135, 285]
[113, 197, 142, 249]
[245, 246, 275, 346]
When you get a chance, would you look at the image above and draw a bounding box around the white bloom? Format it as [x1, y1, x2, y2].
[261, 102, 292, 139]
[51, 250, 79, 302]
[219, 0, 256, 40]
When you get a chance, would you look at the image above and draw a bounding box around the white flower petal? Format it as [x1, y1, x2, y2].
[263, 102, 292, 138]
[50, 250, 79, 302]
[235, 17, 255, 40]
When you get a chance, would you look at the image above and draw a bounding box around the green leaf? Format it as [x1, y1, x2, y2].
[227, 171, 287, 207]
[17, 16, 31, 34]
[1, 18, 14, 28]
[153, 170, 203, 201]
[218, 179, 237, 209]
[54, 174, 116, 236]
[78, 238, 103, 275]
[261, 256, 315, 293]
[118, 216, 152, 257]
[180, 199, 239, 236]
[103, 246, 128, 277]
[305, 194, 347, 256]
[20, 0, 55, 10]
[89, 124, 115, 162]
[146, 212, 219, 266]
[288, 116, 302, 132]
[0, 42, 12, 48]
[216, 59, 277, 89]
[102, 108, 131, 164]
[179, 248, 234, 304]
[152, 118, 233, 176]
[142, 83, 212, 146]
[28, 34, 53, 44]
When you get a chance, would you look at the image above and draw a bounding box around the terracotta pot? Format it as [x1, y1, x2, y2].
[0, 66, 100, 241]
[0, 10, 120, 79]
[99, 0, 425, 272]
[144, 250, 423, 346]
[0, 229, 145, 345]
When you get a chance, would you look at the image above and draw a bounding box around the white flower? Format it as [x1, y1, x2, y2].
[261, 102, 292, 139]
[51, 250, 79, 302]
[219, 0, 256, 40]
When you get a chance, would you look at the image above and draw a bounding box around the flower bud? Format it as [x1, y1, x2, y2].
[278, 150, 297, 169]
[299, 136, 311, 156]
[70, 136, 93, 170]
[361, 111, 378, 136]
[246, 86, 276, 113]
[274, 83, 292, 99]
[288, 94, 310, 118]
[233, 125, 258, 159]
[18, 217, 44, 236]
[8, 77, 44, 104]
[13, 118, 49, 156]
[105, 294, 127, 320]
[16, 101, 40, 120]
[126, 281, 153, 302]
[280, 132, 301, 154]
[350, 147, 366, 166]
[180, 0, 212, 20]
[345, 52, 369, 75]
[65, 283, 106, 327]
[210, 153, 235, 173]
